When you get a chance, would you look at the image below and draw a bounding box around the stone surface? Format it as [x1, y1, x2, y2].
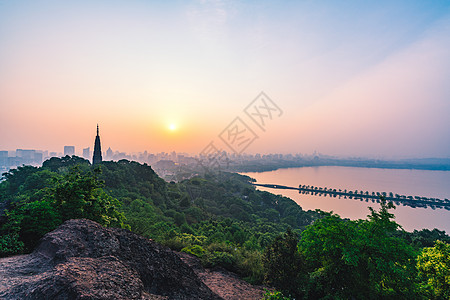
[177, 252, 266, 300]
[0, 219, 221, 300]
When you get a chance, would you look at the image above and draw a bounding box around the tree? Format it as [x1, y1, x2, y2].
[417, 240, 450, 299]
[300, 214, 363, 299]
[15, 200, 61, 250]
[0, 169, 62, 253]
[1, 165, 39, 201]
[263, 228, 306, 298]
[179, 194, 191, 208]
[50, 167, 127, 228]
[0, 165, 128, 257]
[42, 155, 90, 172]
[299, 201, 418, 299]
[0, 233, 24, 257]
[358, 200, 418, 298]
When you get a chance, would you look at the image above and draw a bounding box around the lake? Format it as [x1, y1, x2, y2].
[242, 166, 450, 233]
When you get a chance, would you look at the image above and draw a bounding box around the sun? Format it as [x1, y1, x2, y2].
[168, 123, 177, 131]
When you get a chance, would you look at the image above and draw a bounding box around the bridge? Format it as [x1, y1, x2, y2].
[252, 183, 450, 210]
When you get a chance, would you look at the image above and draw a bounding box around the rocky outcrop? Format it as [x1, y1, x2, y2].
[0, 219, 222, 299]
[177, 252, 266, 300]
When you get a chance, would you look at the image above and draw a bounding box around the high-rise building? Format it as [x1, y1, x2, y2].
[34, 152, 43, 164]
[83, 147, 90, 159]
[0, 150, 8, 159]
[16, 149, 35, 159]
[16, 149, 35, 164]
[0, 150, 7, 167]
[64, 146, 75, 156]
[93, 124, 102, 165]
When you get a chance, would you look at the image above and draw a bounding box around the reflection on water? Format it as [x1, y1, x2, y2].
[242, 166, 450, 233]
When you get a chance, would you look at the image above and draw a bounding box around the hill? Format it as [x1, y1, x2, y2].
[0, 156, 320, 283]
[1, 157, 449, 299]
[0, 218, 258, 299]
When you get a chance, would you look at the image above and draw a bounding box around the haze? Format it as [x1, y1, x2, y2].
[1, 0, 449, 158]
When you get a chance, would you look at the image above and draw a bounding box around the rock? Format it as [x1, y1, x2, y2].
[0, 219, 222, 300]
[177, 252, 266, 300]
[21, 256, 143, 299]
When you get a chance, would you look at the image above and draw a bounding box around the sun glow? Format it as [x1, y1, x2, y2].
[168, 123, 177, 131]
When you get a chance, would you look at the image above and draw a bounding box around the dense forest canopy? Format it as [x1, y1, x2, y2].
[0, 156, 449, 299]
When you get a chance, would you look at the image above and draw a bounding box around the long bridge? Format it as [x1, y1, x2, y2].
[252, 183, 450, 210]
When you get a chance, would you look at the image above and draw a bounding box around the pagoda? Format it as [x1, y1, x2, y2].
[92, 124, 102, 165]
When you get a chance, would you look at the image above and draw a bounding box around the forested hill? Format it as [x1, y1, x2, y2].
[1, 156, 449, 299]
[0, 156, 319, 281]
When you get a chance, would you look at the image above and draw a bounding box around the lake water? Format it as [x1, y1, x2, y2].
[242, 166, 450, 233]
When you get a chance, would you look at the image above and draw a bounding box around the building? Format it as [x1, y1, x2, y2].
[82, 147, 90, 159]
[16, 149, 35, 160]
[0, 150, 7, 167]
[106, 147, 113, 160]
[16, 149, 36, 164]
[155, 159, 176, 169]
[92, 124, 102, 165]
[34, 152, 43, 165]
[64, 146, 75, 156]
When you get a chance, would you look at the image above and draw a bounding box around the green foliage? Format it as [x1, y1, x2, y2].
[2, 157, 448, 299]
[96, 168, 320, 283]
[203, 250, 236, 270]
[397, 228, 450, 249]
[13, 200, 61, 250]
[175, 173, 319, 229]
[49, 167, 127, 228]
[173, 212, 186, 226]
[179, 194, 190, 208]
[417, 240, 450, 299]
[181, 245, 206, 258]
[42, 155, 90, 172]
[0, 233, 24, 257]
[300, 214, 363, 298]
[1, 165, 39, 197]
[261, 290, 292, 300]
[0, 160, 128, 256]
[161, 232, 207, 251]
[300, 201, 418, 299]
[145, 221, 176, 240]
[263, 228, 306, 299]
[359, 202, 418, 298]
[236, 249, 264, 284]
[99, 160, 167, 205]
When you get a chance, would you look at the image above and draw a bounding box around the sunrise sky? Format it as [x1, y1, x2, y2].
[1, 0, 449, 158]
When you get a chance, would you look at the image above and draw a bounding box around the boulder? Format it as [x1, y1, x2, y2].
[0, 219, 222, 300]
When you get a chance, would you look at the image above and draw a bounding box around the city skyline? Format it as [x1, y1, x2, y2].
[1, 1, 450, 158]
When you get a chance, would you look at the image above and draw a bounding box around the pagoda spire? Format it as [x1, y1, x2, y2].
[93, 124, 102, 165]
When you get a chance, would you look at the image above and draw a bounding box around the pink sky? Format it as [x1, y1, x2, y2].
[1, 1, 449, 158]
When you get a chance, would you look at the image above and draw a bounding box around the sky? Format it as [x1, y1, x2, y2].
[1, 0, 449, 158]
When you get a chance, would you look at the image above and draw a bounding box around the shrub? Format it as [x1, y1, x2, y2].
[160, 237, 188, 251]
[236, 249, 264, 284]
[181, 245, 206, 258]
[417, 240, 450, 299]
[262, 290, 292, 300]
[0, 233, 24, 257]
[203, 251, 236, 270]
[263, 228, 306, 298]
